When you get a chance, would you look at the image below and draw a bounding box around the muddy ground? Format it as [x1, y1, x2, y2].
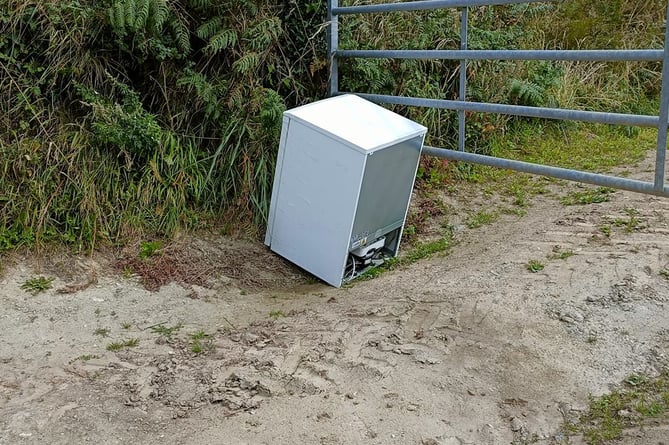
[1, 158, 669, 445]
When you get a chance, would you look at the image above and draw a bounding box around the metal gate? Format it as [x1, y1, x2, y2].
[326, 0, 669, 197]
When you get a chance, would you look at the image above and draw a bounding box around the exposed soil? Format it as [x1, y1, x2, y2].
[1, 155, 669, 445]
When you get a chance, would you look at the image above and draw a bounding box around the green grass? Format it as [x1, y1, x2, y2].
[79, 354, 99, 361]
[564, 372, 669, 444]
[139, 241, 163, 260]
[21, 276, 54, 295]
[497, 125, 654, 172]
[467, 211, 499, 229]
[609, 210, 644, 233]
[269, 310, 287, 319]
[548, 248, 574, 260]
[106, 338, 139, 352]
[561, 187, 615, 206]
[354, 234, 452, 283]
[190, 330, 214, 354]
[149, 323, 182, 339]
[93, 327, 110, 337]
[526, 259, 545, 273]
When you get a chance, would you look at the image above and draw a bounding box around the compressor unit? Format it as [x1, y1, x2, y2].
[264, 94, 427, 287]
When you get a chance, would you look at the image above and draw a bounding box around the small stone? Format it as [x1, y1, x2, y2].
[617, 409, 634, 419]
[243, 333, 260, 344]
[510, 417, 523, 432]
[560, 309, 584, 323]
[406, 403, 419, 411]
[317, 412, 332, 421]
[467, 389, 476, 396]
[421, 439, 439, 445]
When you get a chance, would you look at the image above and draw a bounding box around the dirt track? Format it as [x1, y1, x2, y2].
[1, 160, 669, 444]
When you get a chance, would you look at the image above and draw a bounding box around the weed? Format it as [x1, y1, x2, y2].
[21, 276, 54, 295]
[500, 206, 527, 217]
[94, 328, 110, 337]
[564, 371, 669, 444]
[526, 260, 545, 273]
[269, 310, 286, 319]
[191, 330, 208, 340]
[354, 235, 452, 283]
[106, 338, 139, 351]
[404, 237, 451, 263]
[72, 354, 100, 363]
[121, 322, 132, 329]
[139, 241, 163, 260]
[599, 225, 612, 237]
[106, 342, 124, 352]
[610, 213, 644, 233]
[150, 323, 182, 339]
[548, 247, 574, 260]
[122, 266, 134, 278]
[557, 250, 574, 260]
[467, 211, 499, 229]
[190, 331, 214, 354]
[561, 187, 615, 206]
[660, 268, 669, 280]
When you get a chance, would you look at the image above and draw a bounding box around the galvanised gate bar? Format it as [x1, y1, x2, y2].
[327, 0, 669, 197]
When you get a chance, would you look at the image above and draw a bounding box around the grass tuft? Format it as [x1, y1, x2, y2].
[106, 338, 139, 352]
[150, 323, 182, 339]
[526, 260, 545, 273]
[21, 276, 54, 295]
[561, 187, 615, 206]
[564, 371, 669, 444]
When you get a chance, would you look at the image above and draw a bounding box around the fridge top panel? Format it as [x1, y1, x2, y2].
[284, 94, 427, 153]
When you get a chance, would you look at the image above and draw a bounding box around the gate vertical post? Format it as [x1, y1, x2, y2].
[328, 0, 339, 97]
[458, 7, 469, 152]
[654, 0, 669, 190]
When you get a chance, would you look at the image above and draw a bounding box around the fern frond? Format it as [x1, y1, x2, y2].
[149, 0, 169, 32]
[110, 1, 126, 34]
[188, 0, 212, 9]
[227, 85, 246, 109]
[205, 29, 238, 55]
[232, 52, 259, 74]
[196, 17, 222, 40]
[125, 0, 137, 32]
[260, 88, 285, 127]
[246, 17, 282, 51]
[509, 79, 545, 107]
[238, 0, 258, 16]
[135, 0, 151, 29]
[170, 16, 191, 52]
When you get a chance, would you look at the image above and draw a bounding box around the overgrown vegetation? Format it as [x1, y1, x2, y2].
[1, 0, 327, 250]
[564, 371, 669, 444]
[1, 0, 665, 250]
[339, 0, 663, 192]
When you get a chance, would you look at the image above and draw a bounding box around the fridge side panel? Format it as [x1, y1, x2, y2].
[391, 133, 426, 256]
[350, 135, 424, 251]
[266, 120, 365, 287]
[265, 116, 292, 246]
